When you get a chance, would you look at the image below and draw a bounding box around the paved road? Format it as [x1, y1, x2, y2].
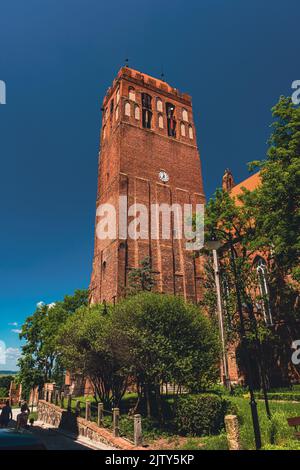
[11, 409, 114, 450]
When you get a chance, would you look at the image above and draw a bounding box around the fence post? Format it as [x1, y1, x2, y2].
[85, 400, 91, 421]
[113, 408, 120, 437]
[98, 403, 104, 427]
[67, 394, 72, 411]
[60, 392, 65, 409]
[225, 415, 241, 450]
[134, 414, 142, 446]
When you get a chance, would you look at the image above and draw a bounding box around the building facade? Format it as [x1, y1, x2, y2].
[89, 67, 205, 304]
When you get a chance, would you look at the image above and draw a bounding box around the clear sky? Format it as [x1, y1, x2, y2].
[0, 0, 299, 369]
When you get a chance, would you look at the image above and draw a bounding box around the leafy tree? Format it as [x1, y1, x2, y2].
[112, 292, 220, 419]
[127, 257, 156, 294]
[249, 96, 300, 282]
[58, 304, 129, 408]
[18, 289, 88, 398]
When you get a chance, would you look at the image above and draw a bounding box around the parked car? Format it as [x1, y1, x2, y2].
[0, 428, 46, 450]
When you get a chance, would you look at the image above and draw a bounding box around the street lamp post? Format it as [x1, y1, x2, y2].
[205, 240, 231, 390]
[228, 236, 262, 450]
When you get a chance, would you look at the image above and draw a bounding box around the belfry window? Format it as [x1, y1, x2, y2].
[129, 87, 135, 101]
[158, 114, 164, 129]
[188, 125, 193, 139]
[116, 87, 120, 104]
[180, 122, 186, 136]
[115, 105, 119, 120]
[134, 105, 140, 120]
[142, 93, 152, 129]
[182, 108, 188, 122]
[125, 101, 131, 117]
[157, 98, 163, 112]
[110, 99, 114, 114]
[166, 102, 176, 137]
[255, 257, 273, 326]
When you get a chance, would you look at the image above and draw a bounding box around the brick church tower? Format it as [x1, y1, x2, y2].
[89, 67, 205, 305]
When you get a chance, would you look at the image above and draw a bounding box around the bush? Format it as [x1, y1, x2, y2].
[173, 394, 232, 436]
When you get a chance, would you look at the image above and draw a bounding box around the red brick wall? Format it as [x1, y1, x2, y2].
[90, 68, 205, 304]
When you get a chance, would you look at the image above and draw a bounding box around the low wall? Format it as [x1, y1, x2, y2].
[37, 400, 144, 450]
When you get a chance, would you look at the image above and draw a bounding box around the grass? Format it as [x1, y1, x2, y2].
[66, 392, 300, 449]
[229, 397, 300, 450]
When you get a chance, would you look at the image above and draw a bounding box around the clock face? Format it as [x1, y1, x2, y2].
[159, 171, 169, 183]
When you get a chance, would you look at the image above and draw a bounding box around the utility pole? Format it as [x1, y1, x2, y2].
[229, 236, 262, 450]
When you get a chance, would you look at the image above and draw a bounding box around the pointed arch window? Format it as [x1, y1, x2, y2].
[166, 102, 176, 137]
[182, 108, 188, 122]
[134, 105, 140, 120]
[115, 105, 119, 121]
[254, 257, 273, 326]
[158, 114, 164, 128]
[125, 101, 131, 117]
[142, 93, 152, 129]
[188, 125, 193, 139]
[116, 87, 120, 104]
[129, 87, 135, 101]
[180, 122, 186, 136]
[157, 98, 163, 112]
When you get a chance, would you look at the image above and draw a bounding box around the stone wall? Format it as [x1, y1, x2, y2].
[37, 400, 144, 450]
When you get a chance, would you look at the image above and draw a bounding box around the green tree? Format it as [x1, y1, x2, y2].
[58, 304, 129, 408]
[18, 289, 88, 398]
[112, 292, 220, 419]
[249, 96, 300, 282]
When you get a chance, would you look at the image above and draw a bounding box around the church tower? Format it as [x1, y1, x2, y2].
[89, 67, 205, 304]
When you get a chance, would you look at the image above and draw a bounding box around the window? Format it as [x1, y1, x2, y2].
[134, 105, 140, 120]
[115, 105, 119, 120]
[142, 93, 152, 109]
[188, 125, 193, 139]
[166, 102, 176, 137]
[110, 99, 114, 114]
[158, 114, 164, 129]
[157, 98, 163, 112]
[182, 108, 188, 122]
[180, 122, 186, 136]
[125, 101, 131, 117]
[129, 87, 135, 101]
[142, 93, 152, 129]
[116, 87, 120, 104]
[255, 257, 272, 325]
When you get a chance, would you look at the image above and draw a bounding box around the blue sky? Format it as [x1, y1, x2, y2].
[0, 0, 299, 369]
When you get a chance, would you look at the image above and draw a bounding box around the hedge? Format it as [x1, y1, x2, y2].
[255, 392, 300, 402]
[173, 394, 233, 436]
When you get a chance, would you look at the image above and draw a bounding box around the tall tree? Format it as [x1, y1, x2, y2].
[18, 289, 88, 398]
[249, 96, 300, 282]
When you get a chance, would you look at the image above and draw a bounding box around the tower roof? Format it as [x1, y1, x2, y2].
[103, 66, 192, 106]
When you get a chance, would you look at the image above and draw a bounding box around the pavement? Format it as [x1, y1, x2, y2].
[10, 408, 115, 450]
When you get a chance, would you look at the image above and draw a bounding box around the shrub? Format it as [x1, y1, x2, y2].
[173, 394, 231, 436]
